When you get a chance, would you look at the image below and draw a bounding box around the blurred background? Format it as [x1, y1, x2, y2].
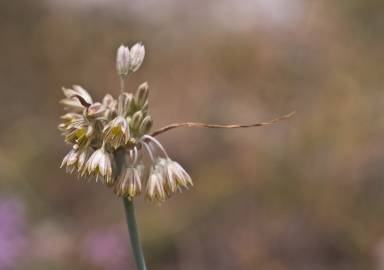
[1, 0, 384, 269]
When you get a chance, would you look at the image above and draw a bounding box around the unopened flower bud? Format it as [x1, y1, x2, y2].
[87, 103, 105, 118]
[102, 94, 115, 108]
[139, 115, 153, 135]
[118, 93, 133, 116]
[130, 111, 143, 130]
[129, 43, 145, 72]
[116, 45, 130, 77]
[134, 82, 149, 108]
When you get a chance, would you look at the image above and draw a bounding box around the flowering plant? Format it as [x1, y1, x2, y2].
[59, 42, 294, 269]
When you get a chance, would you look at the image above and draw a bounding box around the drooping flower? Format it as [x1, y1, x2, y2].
[60, 146, 80, 174]
[84, 147, 113, 185]
[146, 164, 168, 203]
[77, 147, 93, 174]
[161, 158, 193, 193]
[114, 164, 144, 199]
[61, 146, 92, 175]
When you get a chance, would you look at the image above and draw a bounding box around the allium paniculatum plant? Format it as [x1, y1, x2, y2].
[58, 42, 294, 270]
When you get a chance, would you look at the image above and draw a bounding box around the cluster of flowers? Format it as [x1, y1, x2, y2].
[59, 43, 192, 203]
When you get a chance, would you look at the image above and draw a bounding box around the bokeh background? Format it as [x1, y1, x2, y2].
[1, 0, 384, 269]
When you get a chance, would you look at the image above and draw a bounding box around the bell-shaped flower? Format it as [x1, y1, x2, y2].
[114, 164, 144, 199]
[146, 165, 168, 203]
[103, 116, 130, 149]
[84, 147, 113, 185]
[158, 158, 193, 193]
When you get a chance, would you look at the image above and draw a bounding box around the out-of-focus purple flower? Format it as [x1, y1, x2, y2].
[81, 228, 130, 270]
[0, 196, 27, 269]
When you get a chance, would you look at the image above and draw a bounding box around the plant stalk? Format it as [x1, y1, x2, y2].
[123, 198, 147, 270]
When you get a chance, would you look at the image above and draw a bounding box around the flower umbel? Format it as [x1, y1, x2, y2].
[59, 41, 294, 270]
[59, 42, 294, 204]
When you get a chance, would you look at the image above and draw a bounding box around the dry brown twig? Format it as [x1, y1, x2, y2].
[151, 111, 296, 137]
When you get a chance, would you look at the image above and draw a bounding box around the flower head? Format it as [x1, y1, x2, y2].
[59, 42, 196, 204]
[59, 42, 292, 204]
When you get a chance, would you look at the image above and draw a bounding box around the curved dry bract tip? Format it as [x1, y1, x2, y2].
[150, 110, 296, 137]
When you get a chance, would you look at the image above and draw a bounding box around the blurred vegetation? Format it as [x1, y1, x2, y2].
[1, 0, 384, 269]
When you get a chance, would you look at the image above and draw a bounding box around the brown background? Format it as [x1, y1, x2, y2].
[1, 0, 384, 269]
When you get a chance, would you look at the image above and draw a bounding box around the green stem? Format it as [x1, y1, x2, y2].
[123, 198, 148, 270]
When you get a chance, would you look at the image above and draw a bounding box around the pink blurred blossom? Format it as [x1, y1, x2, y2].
[82, 228, 130, 270]
[0, 196, 27, 269]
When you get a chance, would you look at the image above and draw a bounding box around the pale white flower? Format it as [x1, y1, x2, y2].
[85, 147, 113, 185]
[77, 147, 92, 173]
[103, 116, 130, 149]
[146, 166, 168, 203]
[114, 164, 144, 199]
[163, 158, 193, 193]
[59, 42, 202, 202]
[60, 147, 80, 174]
[116, 45, 130, 77]
[129, 43, 145, 72]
